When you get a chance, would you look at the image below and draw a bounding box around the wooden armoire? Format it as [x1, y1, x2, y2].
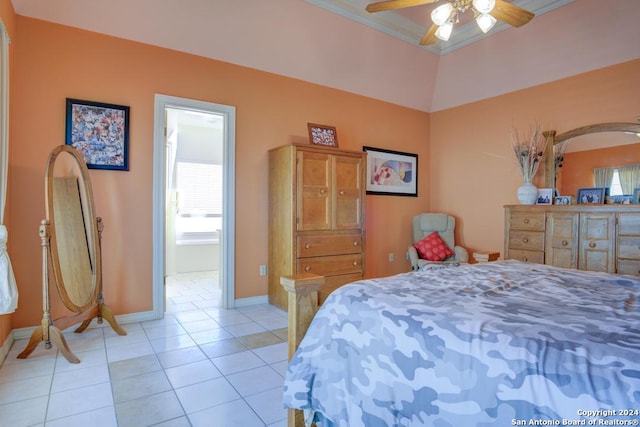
[268, 143, 366, 310]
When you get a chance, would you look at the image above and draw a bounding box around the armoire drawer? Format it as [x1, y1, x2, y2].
[297, 254, 362, 276]
[508, 230, 545, 251]
[507, 249, 544, 264]
[297, 234, 362, 257]
[618, 236, 640, 260]
[509, 213, 545, 231]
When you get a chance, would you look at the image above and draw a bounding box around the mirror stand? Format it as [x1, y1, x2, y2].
[18, 218, 127, 363]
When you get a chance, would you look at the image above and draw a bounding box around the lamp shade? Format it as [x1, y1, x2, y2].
[431, 3, 453, 26]
[472, 0, 495, 14]
[476, 13, 497, 33]
[435, 21, 453, 41]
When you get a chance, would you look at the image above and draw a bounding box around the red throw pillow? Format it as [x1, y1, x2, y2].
[414, 232, 454, 261]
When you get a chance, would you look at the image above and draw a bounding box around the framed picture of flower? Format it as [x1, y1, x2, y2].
[307, 123, 338, 147]
[65, 98, 130, 171]
[363, 146, 418, 196]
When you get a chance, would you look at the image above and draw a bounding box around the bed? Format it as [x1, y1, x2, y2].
[282, 260, 640, 427]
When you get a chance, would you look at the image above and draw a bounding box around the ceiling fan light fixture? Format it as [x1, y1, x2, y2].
[435, 21, 453, 41]
[472, 0, 496, 14]
[476, 13, 497, 33]
[431, 3, 454, 26]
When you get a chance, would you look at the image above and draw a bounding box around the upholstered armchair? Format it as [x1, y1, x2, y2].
[408, 213, 469, 270]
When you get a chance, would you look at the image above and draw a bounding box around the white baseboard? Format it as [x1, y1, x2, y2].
[234, 295, 269, 307]
[1, 297, 269, 366]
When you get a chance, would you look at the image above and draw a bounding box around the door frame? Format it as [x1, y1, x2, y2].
[152, 94, 236, 317]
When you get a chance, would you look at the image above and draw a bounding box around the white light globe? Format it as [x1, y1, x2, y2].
[476, 13, 497, 33]
[435, 21, 453, 41]
[431, 3, 454, 25]
[472, 0, 495, 14]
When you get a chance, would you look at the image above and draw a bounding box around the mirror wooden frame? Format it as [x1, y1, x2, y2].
[18, 145, 126, 363]
[543, 122, 640, 189]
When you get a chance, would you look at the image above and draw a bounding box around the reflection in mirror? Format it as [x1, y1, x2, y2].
[18, 145, 126, 363]
[544, 123, 640, 199]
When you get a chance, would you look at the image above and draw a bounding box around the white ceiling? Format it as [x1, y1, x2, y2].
[307, 0, 574, 55]
[9, 0, 640, 113]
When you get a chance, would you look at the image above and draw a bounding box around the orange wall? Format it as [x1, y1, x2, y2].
[8, 17, 430, 329]
[560, 143, 640, 198]
[430, 59, 640, 256]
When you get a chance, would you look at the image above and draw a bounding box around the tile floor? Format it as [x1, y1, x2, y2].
[0, 271, 291, 426]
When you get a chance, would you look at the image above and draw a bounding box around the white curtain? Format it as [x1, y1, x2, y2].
[618, 164, 640, 195]
[0, 20, 17, 315]
[594, 167, 615, 189]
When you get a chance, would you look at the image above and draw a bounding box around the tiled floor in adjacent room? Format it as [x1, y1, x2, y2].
[0, 271, 290, 426]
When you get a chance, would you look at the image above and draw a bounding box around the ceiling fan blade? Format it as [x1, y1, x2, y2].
[419, 24, 439, 45]
[366, 0, 437, 13]
[490, 0, 534, 27]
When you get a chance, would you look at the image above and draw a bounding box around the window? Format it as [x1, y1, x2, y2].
[610, 170, 623, 196]
[175, 161, 222, 244]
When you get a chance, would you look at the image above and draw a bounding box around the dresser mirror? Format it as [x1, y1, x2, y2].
[18, 145, 126, 363]
[543, 123, 640, 196]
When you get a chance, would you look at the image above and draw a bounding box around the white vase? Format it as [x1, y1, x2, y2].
[517, 181, 538, 205]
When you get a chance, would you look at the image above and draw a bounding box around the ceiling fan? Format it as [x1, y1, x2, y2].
[365, 0, 534, 45]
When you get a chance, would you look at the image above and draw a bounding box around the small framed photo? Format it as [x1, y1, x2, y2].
[577, 187, 606, 204]
[634, 188, 640, 204]
[555, 195, 572, 205]
[307, 123, 338, 147]
[363, 146, 418, 197]
[536, 188, 553, 205]
[66, 98, 130, 170]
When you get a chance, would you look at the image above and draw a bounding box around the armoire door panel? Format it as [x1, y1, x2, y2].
[333, 155, 363, 229]
[297, 151, 331, 231]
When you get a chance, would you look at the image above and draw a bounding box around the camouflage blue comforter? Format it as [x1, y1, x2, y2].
[283, 261, 640, 427]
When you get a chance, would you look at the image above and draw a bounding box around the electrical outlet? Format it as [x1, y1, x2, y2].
[259, 265, 267, 276]
[388, 252, 394, 262]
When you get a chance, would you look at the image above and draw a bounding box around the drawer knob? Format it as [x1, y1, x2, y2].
[522, 257, 528, 262]
[352, 261, 358, 266]
[305, 243, 311, 249]
[304, 266, 311, 272]
[339, 190, 345, 196]
[562, 240, 568, 246]
[320, 189, 326, 195]
[589, 242, 596, 248]
[523, 237, 529, 243]
[353, 241, 358, 246]
[524, 218, 530, 224]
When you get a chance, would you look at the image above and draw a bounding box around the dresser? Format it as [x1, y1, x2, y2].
[268, 143, 366, 310]
[504, 205, 640, 276]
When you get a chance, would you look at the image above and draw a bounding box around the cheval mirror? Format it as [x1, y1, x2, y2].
[18, 145, 126, 363]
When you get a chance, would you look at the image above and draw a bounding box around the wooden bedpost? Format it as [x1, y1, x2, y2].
[281, 273, 324, 427]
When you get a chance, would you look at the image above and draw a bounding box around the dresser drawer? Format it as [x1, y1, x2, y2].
[618, 236, 640, 260]
[507, 249, 544, 264]
[297, 254, 362, 276]
[509, 212, 545, 231]
[617, 259, 640, 277]
[297, 234, 362, 257]
[508, 230, 545, 251]
[618, 214, 640, 236]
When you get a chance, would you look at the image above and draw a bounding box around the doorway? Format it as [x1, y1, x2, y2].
[153, 95, 236, 317]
